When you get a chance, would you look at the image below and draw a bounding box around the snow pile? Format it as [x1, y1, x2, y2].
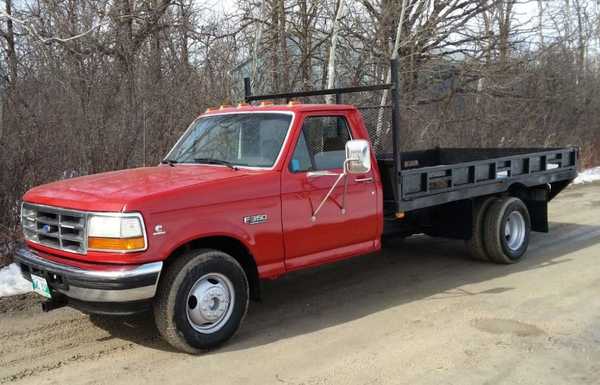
[0, 263, 32, 297]
[574, 167, 600, 185]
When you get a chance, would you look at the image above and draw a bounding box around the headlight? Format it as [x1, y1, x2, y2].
[87, 213, 147, 252]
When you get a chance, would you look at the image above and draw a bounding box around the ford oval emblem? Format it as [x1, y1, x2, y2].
[42, 224, 51, 233]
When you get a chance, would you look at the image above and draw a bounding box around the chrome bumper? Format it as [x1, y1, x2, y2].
[14, 247, 162, 303]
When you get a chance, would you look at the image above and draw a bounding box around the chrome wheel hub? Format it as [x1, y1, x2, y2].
[186, 273, 234, 334]
[504, 211, 526, 251]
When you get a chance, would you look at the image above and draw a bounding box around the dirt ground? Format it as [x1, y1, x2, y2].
[1, 183, 599, 385]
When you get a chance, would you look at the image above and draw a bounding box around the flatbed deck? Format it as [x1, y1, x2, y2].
[378, 147, 578, 213]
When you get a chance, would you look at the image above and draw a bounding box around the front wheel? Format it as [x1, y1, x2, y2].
[153, 249, 249, 353]
[483, 197, 531, 264]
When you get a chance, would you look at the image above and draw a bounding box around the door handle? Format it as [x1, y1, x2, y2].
[355, 177, 373, 183]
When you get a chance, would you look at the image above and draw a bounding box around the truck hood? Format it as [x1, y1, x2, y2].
[23, 165, 254, 212]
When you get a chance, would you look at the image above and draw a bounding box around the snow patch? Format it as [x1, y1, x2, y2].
[0, 263, 32, 298]
[574, 167, 600, 185]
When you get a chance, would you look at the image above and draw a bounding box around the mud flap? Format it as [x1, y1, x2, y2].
[525, 188, 549, 233]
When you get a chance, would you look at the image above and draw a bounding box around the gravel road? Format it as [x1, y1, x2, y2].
[1, 183, 599, 385]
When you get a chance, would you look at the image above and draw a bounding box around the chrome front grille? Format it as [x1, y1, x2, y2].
[21, 203, 87, 254]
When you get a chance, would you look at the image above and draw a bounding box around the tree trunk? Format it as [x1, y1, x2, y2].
[250, 0, 266, 88]
[270, 0, 280, 93]
[3, 0, 17, 144]
[116, 0, 139, 168]
[179, 1, 191, 72]
[5, 0, 18, 91]
[537, 0, 544, 48]
[375, 0, 408, 140]
[299, 0, 312, 91]
[574, 0, 586, 84]
[325, 0, 345, 103]
[151, 0, 162, 85]
[498, 0, 515, 64]
[278, 0, 289, 91]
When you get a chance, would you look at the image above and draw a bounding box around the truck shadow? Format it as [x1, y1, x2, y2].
[89, 221, 600, 354]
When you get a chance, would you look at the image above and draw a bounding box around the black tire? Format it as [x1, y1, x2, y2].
[153, 249, 249, 353]
[483, 197, 531, 264]
[466, 196, 498, 261]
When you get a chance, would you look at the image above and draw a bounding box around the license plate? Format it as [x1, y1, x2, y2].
[31, 274, 52, 299]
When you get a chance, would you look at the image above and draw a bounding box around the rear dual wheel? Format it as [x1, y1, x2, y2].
[467, 196, 531, 264]
[467, 196, 498, 261]
[484, 197, 531, 264]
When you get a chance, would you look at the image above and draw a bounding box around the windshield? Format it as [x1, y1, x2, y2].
[167, 113, 292, 168]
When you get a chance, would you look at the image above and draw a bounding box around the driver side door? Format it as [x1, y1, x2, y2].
[281, 113, 378, 271]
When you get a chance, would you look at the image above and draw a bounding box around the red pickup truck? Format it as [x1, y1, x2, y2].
[15, 74, 577, 353]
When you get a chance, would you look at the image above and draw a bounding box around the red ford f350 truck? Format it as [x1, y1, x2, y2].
[15, 62, 578, 352]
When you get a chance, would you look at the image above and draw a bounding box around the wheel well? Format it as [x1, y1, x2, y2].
[166, 236, 261, 301]
[507, 183, 529, 201]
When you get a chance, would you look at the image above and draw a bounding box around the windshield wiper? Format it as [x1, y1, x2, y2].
[160, 158, 178, 167]
[194, 158, 238, 170]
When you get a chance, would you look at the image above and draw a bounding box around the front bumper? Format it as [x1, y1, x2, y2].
[15, 247, 162, 308]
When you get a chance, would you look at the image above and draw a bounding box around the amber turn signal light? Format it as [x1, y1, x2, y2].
[88, 236, 145, 251]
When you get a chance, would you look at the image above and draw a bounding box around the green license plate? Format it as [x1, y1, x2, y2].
[31, 274, 52, 299]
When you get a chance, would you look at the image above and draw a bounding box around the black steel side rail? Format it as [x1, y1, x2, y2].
[396, 148, 578, 211]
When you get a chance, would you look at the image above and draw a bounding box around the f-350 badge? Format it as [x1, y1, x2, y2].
[243, 214, 268, 225]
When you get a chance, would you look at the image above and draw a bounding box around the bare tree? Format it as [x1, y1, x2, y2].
[2, 1, 16, 89]
[325, 0, 345, 102]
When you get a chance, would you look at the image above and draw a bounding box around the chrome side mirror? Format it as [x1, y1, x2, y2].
[345, 139, 371, 174]
[307, 139, 372, 222]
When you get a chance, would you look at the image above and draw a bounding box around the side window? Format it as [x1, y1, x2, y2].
[289, 132, 312, 172]
[289, 116, 351, 172]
